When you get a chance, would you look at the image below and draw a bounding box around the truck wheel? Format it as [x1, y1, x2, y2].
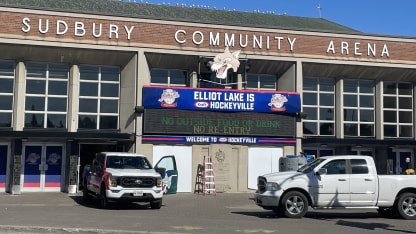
[150, 199, 162, 209]
[396, 193, 416, 220]
[377, 207, 398, 218]
[100, 186, 108, 209]
[82, 181, 92, 202]
[279, 191, 308, 218]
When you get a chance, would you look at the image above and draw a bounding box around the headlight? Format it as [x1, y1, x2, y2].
[109, 176, 118, 187]
[266, 182, 280, 191]
[156, 177, 162, 187]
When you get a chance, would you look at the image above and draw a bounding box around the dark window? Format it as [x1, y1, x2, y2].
[322, 160, 346, 174]
[351, 159, 369, 174]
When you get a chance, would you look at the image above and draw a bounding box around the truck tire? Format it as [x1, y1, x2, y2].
[279, 191, 308, 218]
[396, 193, 416, 220]
[100, 186, 109, 209]
[82, 180, 92, 202]
[377, 207, 398, 218]
[150, 199, 162, 209]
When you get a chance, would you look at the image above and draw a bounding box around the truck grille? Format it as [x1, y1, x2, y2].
[257, 176, 267, 193]
[120, 177, 155, 188]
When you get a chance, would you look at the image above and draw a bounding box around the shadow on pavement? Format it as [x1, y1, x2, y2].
[69, 195, 162, 210]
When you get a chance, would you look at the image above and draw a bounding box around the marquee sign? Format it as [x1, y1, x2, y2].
[143, 109, 296, 138]
[142, 86, 301, 113]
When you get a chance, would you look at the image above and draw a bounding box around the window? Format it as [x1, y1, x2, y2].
[78, 65, 120, 130]
[150, 69, 187, 86]
[343, 79, 375, 137]
[322, 160, 346, 174]
[351, 159, 369, 174]
[383, 81, 413, 138]
[246, 74, 276, 90]
[302, 77, 335, 135]
[24, 62, 68, 129]
[0, 60, 15, 128]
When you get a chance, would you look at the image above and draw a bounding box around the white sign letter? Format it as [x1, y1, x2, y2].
[56, 20, 68, 35]
[38, 19, 49, 34]
[367, 43, 376, 56]
[22, 17, 30, 33]
[341, 41, 349, 55]
[326, 40, 335, 54]
[109, 24, 119, 39]
[209, 32, 219, 46]
[92, 23, 102, 38]
[288, 37, 296, 51]
[381, 44, 389, 57]
[354, 42, 362, 56]
[174, 29, 186, 44]
[124, 25, 134, 40]
[239, 34, 248, 48]
[224, 33, 235, 47]
[74, 22, 85, 37]
[192, 31, 204, 45]
[275, 37, 283, 50]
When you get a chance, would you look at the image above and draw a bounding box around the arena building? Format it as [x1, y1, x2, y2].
[0, 0, 415, 194]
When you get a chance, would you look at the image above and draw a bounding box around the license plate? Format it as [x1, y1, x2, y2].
[133, 190, 143, 196]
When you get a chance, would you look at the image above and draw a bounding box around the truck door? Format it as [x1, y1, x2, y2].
[155, 155, 178, 194]
[314, 159, 350, 206]
[349, 158, 377, 206]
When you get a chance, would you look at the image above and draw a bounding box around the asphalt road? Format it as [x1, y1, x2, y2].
[0, 192, 415, 234]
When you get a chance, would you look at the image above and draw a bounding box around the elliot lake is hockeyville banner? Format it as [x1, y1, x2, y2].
[142, 86, 301, 113]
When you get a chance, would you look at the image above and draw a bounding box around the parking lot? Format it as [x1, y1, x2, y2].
[0, 192, 416, 233]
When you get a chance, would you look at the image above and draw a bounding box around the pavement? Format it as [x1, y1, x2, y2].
[0, 191, 258, 234]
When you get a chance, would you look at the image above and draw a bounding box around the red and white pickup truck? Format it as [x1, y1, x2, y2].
[82, 152, 177, 209]
[254, 155, 416, 219]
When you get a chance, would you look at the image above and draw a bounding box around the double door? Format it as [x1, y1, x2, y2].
[21, 144, 64, 192]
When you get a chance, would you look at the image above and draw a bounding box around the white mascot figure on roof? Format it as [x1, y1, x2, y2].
[209, 46, 241, 79]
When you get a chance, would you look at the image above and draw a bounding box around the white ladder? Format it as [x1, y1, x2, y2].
[203, 155, 216, 196]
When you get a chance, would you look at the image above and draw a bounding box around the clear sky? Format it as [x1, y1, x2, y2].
[130, 0, 416, 37]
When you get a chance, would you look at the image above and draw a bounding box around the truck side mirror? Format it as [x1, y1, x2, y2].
[155, 167, 166, 175]
[318, 168, 327, 175]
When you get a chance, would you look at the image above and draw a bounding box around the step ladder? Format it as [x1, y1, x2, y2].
[194, 164, 204, 194]
[203, 155, 216, 196]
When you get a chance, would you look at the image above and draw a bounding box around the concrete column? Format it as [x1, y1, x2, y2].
[335, 78, 343, 139]
[295, 60, 303, 155]
[66, 141, 79, 193]
[13, 61, 25, 131]
[375, 79, 384, 140]
[237, 73, 243, 90]
[135, 50, 150, 152]
[190, 71, 198, 88]
[10, 139, 22, 194]
[67, 64, 79, 132]
[278, 63, 296, 92]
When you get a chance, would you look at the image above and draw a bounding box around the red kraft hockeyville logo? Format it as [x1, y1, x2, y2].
[158, 89, 180, 107]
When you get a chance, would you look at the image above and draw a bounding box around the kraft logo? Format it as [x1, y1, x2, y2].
[194, 102, 210, 108]
[219, 138, 228, 142]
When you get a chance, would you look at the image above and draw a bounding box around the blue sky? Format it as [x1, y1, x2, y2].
[131, 0, 416, 37]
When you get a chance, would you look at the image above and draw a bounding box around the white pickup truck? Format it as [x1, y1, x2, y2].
[254, 155, 416, 219]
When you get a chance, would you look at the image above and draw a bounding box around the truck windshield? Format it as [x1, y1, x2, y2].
[297, 158, 326, 173]
[106, 156, 152, 169]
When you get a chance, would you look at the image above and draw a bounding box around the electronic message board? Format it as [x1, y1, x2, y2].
[143, 109, 296, 138]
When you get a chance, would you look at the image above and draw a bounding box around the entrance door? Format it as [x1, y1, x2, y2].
[0, 144, 9, 192]
[391, 149, 413, 174]
[21, 144, 64, 192]
[248, 147, 282, 190]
